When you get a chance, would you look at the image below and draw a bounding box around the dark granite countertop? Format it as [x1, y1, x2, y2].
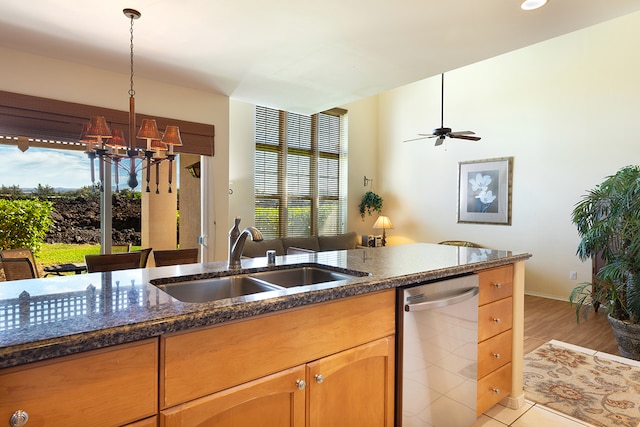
[0, 243, 530, 368]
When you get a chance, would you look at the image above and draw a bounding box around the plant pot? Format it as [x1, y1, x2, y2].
[608, 314, 640, 360]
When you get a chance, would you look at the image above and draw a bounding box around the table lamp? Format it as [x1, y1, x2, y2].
[373, 215, 394, 246]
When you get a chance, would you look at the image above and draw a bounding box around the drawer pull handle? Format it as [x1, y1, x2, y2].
[296, 379, 306, 390]
[492, 317, 501, 324]
[315, 374, 324, 384]
[10, 410, 29, 427]
[491, 388, 501, 395]
[492, 282, 501, 289]
[492, 353, 501, 359]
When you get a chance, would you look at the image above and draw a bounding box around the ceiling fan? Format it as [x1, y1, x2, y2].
[405, 73, 481, 146]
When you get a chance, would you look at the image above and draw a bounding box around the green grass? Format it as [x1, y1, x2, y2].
[37, 243, 141, 266]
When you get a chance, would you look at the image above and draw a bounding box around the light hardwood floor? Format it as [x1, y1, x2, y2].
[524, 294, 618, 355]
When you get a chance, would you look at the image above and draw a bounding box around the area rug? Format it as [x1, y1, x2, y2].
[524, 341, 640, 427]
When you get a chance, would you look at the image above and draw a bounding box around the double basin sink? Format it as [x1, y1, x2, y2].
[154, 265, 368, 303]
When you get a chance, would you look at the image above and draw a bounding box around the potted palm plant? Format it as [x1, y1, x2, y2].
[570, 165, 640, 359]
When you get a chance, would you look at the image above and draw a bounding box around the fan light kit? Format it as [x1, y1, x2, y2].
[404, 73, 481, 146]
[521, 0, 548, 10]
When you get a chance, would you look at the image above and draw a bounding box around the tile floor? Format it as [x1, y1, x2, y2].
[473, 340, 640, 427]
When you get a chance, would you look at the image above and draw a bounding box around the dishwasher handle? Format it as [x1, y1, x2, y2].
[405, 287, 479, 312]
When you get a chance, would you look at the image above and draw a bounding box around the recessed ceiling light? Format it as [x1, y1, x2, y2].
[521, 0, 548, 10]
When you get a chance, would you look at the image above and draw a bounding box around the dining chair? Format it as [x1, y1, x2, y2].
[85, 252, 142, 273]
[112, 244, 132, 253]
[153, 248, 199, 267]
[133, 248, 153, 268]
[438, 240, 482, 248]
[0, 257, 38, 281]
[0, 248, 40, 278]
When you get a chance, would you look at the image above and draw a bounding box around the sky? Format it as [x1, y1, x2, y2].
[0, 145, 145, 190]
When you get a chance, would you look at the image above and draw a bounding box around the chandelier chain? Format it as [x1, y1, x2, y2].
[129, 15, 135, 98]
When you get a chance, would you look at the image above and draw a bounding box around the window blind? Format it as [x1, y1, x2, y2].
[255, 106, 347, 239]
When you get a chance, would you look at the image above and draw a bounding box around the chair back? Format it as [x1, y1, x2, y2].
[133, 248, 153, 268]
[438, 240, 482, 248]
[153, 248, 199, 267]
[112, 244, 132, 253]
[0, 248, 40, 278]
[1, 257, 37, 281]
[85, 252, 142, 273]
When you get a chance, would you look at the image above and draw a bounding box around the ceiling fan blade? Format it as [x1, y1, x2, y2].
[450, 134, 481, 141]
[418, 133, 437, 138]
[434, 136, 445, 146]
[449, 131, 475, 136]
[403, 136, 431, 143]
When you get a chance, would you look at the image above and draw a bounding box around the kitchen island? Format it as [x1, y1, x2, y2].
[0, 243, 530, 426]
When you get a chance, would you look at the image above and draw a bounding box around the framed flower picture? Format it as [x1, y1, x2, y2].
[458, 157, 513, 225]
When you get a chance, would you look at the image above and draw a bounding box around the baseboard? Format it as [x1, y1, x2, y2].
[501, 392, 525, 410]
[524, 291, 569, 302]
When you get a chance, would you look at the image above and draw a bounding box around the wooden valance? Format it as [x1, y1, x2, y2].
[0, 90, 214, 156]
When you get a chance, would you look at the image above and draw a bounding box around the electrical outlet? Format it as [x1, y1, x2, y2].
[569, 271, 577, 280]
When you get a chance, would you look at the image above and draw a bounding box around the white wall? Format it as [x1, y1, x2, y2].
[373, 11, 640, 300]
[0, 46, 230, 261]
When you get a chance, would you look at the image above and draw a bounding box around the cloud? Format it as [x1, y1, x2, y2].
[0, 145, 143, 190]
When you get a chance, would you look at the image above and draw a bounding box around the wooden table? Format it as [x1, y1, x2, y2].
[43, 262, 87, 276]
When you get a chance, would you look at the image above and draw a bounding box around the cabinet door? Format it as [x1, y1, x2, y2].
[161, 365, 305, 427]
[307, 336, 395, 427]
[0, 339, 158, 427]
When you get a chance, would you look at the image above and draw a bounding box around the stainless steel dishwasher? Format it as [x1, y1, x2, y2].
[397, 274, 479, 426]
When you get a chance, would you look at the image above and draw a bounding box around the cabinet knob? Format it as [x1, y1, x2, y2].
[296, 379, 306, 390]
[10, 410, 29, 427]
[492, 317, 501, 324]
[491, 388, 501, 395]
[492, 353, 501, 359]
[492, 282, 502, 289]
[314, 374, 324, 384]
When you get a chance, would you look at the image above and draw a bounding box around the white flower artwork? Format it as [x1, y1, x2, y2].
[458, 157, 513, 225]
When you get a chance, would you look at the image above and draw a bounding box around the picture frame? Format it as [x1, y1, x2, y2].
[458, 157, 513, 225]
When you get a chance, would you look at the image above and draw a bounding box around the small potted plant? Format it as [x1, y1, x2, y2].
[359, 191, 383, 220]
[570, 165, 640, 359]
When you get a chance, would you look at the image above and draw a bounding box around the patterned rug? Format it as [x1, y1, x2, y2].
[524, 341, 640, 427]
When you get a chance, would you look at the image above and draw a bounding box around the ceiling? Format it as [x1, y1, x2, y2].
[2, 0, 640, 114]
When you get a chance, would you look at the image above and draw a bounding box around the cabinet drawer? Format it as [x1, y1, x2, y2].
[0, 339, 158, 427]
[477, 363, 512, 416]
[478, 297, 512, 342]
[477, 265, 513, 306]
[478, 330, 512, 378]
[161, 290, 395, 408]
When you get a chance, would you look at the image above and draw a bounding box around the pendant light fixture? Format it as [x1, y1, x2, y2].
[82, 8, 183, 194]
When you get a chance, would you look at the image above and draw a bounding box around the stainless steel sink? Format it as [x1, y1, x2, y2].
[249, 266, 358, 288]
[154, 265, 368, 303]
[155, 275, 280, 303]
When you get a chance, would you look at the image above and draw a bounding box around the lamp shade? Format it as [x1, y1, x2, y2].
[150, 138, 168, 152]
[86, 116, 112, 139]
[105, 128, 128, 149]
[373, 215, 394, 230]
[137, 119, 162, 140]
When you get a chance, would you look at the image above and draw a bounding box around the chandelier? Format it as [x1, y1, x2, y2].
[81, 8, 182, 194]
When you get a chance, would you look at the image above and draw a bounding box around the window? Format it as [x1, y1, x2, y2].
[255, 106, 347, 239]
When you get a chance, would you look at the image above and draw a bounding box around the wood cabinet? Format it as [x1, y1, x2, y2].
[0, 339, 158, 427]
[307, 336, 395, 426]
[161, 337, 395, 427]
[159, 290, 395, 426]
[475, 265, 514, 415]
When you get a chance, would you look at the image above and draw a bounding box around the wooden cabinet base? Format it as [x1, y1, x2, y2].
[477, 363, 512, 416]
[0, 339, 158, 427]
